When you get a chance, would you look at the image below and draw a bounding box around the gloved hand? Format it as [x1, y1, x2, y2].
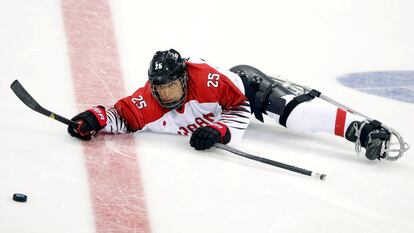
[67, 106, 107, 140]
[190, 122, 231, 150]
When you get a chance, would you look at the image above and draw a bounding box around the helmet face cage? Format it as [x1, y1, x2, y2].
[148, 49, 188, 109]
[150, 72, 188, 109]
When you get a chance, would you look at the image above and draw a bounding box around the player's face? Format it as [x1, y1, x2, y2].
[155, 79, 184, 103]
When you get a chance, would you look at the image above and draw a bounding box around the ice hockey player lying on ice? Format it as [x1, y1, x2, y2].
[68, 49, 392, 161]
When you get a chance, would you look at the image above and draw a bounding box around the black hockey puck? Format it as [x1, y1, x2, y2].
[13, 193, 27, 202]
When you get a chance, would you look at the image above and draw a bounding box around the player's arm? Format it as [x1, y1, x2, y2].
[67, 89, 146, 140]
[67, 104, 133, 140]
[67, 103, 141, 140]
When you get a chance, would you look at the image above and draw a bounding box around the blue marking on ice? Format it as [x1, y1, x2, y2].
[337, 71, 414, 104]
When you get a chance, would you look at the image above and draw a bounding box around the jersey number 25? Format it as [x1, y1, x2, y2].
[132, 95, 147, 109]
[207, 73, 219, 88]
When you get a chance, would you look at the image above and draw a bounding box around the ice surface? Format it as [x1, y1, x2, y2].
[338, 71, 414, 104]
[0, 0, 413, 232]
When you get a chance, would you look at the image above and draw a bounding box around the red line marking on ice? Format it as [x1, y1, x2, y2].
[61, 0, 151, 232]
[335, 108, 347, 137]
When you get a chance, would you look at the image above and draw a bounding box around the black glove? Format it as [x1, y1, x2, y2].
[190, 122, 231, 150]
[67, 106, 107, 140]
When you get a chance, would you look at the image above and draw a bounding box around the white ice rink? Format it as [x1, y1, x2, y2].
[1, 0, 414, 232]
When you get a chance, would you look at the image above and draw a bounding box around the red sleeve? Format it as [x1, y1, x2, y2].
[114, 82, 166, 132]
[114, 92, 145, 132]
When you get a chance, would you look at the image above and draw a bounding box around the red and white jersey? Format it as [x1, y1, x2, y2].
[103, 58, 251, 143]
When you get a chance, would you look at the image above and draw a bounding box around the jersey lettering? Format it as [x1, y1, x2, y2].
[203, 113, 215, 122]
[178, 127, 190, 136]
[195, 117, 209, 127]
[177, 112, 216, 135]
[187, 123, 198, 133]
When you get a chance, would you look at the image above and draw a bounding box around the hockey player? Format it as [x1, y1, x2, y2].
[67, 49, 392, 160]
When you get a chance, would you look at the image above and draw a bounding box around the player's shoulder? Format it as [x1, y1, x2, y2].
[185, 58, 238, 81]
[185, 58, 245, 94]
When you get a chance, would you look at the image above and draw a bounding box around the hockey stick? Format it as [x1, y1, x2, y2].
[10, 80, 78, 129]
[214, 143, 326, 180]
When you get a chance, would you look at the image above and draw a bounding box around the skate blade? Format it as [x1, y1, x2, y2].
[382, 131, 409, 161]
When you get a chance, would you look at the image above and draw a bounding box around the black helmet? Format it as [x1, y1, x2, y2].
[148, 49, 188, 109]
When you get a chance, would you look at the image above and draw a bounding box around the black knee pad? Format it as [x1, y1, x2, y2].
[230, 65, 290, 122]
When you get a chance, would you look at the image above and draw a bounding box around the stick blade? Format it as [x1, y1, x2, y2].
[10, 80, 40, 110]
